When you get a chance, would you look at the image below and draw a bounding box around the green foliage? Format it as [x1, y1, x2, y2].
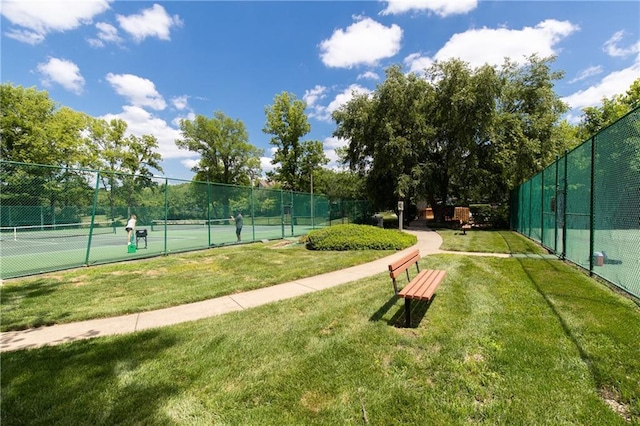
[333, 56, 574, 217]
[578, 77, 640, 139]
[312, 168, 366, 200]
[175, 111, 263, 186]
[263, 92, 328, 191]
[469, 204, 510, 229]
[306, 224, 416, 250]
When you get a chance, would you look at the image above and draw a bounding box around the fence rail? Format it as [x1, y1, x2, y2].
[511, 107, 640, 299]
[0, 161, 373, 279]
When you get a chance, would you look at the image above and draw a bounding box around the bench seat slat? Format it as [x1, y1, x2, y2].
[398, 269, 446, 301]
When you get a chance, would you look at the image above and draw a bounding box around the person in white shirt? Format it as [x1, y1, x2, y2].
[125, 214, 137, 245]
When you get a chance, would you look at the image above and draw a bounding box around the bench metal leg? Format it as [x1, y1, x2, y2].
[405, 298, 411, 327]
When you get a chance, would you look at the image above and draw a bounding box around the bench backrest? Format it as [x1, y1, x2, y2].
[388, 249, 421, 294]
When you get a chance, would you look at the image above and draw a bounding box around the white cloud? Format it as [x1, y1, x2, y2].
[260, 156, 275, 175]
[100, 105, 190, 159]
[603, 30, 640, 58]
[117, 3, 183, 42]
[357, 71, 380, 80]
[322, 136, 350, 170]
[404, 53, 434, 74]
[306, 84, 371, 122]
[105, 73, 166, 110]
[568, 65, 604, 84]
[181, 158, 199, 170]
[326, 84, 371, 116]
[171, 112, 196, 127]
[303, 85, 328, 120]
[561, 58, 640, 110]
[381, 0, 477, 17]
[37, 57, 85, 94]
[1, 0, 110, 44]
[405, 19, 579, 72]
[319, 17, 402, 68]
[88, 22, 123, 47]
[303, 85, 327, 108]
[171, 95, 190, 110]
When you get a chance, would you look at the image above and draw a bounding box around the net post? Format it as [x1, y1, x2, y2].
[250, 185, 255, 242]
[562, 149, 568, 259]
[207, 182, 212, 247]
[85, 170, 101, 266]
[554, 155, 559, 254]
[589, 137, 596, 275]
[280, 189, 285, 239]
[290, 191, 294, 237]
[164, 178, 168, 254]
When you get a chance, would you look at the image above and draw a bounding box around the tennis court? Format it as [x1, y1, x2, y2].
[0, 220, 319, 279]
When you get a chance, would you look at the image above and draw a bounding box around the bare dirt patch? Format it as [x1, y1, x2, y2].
[269, 240, 296, 248]
[600, 387, 631, 422]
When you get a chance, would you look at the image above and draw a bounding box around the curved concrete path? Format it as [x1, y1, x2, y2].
[0, 229, 507, 352]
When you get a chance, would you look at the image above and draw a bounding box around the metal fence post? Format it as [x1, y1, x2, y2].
[84, 170, 101, 265]
[164, 178, 168, 254]
[562, 150, 568, 259]
[589, 137, 596, 275]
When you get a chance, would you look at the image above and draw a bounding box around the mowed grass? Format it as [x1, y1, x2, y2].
[2, 254, 638, 424]
[438, 228, 548, 254]
[1, 241, 392, 331]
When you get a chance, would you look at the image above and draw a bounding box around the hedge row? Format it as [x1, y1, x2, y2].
[306, 224, 417, 251]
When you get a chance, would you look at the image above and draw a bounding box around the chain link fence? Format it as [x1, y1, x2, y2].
[511, 107, 640, 299]
[0, 161, 373, 279]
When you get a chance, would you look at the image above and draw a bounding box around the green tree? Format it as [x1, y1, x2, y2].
[87, 118, 163, 219]
[0, 84, 97, 223]
[299, 140, 329, 194]
[578, 77, 640, 139]
[176, 111, 263, 219]
[263, 91, 327, 191]
[176, 111, 263, 186]
[0, 84, 56, 164]
[493, 55, 570, 191]
[334, 66, 434, 213]
[312, 168, 366, 201]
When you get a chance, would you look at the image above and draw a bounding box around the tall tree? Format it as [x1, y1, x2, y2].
[421, 59, 500, 213]
[176, 111, 263, 219]
[578, 77, 640, 139]
[298, 140, 329, 194]
[176, 111, 263, 186]
[87, 117, 163, 219]
[263, 91, 322, 191]
[334, 66, 434, 212]
[493, 55, 570, 190]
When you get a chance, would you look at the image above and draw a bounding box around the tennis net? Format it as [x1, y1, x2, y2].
[0, 221, 116, 241]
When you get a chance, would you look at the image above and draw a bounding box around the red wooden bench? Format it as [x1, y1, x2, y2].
[388, 249, 446, 327]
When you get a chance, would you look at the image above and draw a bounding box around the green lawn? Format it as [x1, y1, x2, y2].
[2, 254, 638, 424]
[1, 241, 392, 331]
[438, 229, 548, 254]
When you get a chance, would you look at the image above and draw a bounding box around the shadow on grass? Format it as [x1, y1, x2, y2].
[1, 329, 182, 424]
[369, 294, 435, 328]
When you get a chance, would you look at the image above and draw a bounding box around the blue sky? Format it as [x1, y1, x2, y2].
[2, 1, 639, 181]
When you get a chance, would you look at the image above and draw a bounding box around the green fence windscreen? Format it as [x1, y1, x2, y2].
[0, 161, 372, 279]
[511, 107, 640, 299]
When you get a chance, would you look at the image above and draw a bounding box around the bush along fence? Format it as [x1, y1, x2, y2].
[0, 161, 373, 279]
[510, 107, 640, 299]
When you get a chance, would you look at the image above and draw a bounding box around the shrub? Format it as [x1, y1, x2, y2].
[306, 224, 417, 251]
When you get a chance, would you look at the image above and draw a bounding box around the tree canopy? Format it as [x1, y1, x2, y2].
[262, 91, 328, 191]
[333, 56, 576, 217]
[175, 111, 263, 186]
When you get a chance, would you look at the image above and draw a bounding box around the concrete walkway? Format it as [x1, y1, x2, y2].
[0, 229, 508, 352]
